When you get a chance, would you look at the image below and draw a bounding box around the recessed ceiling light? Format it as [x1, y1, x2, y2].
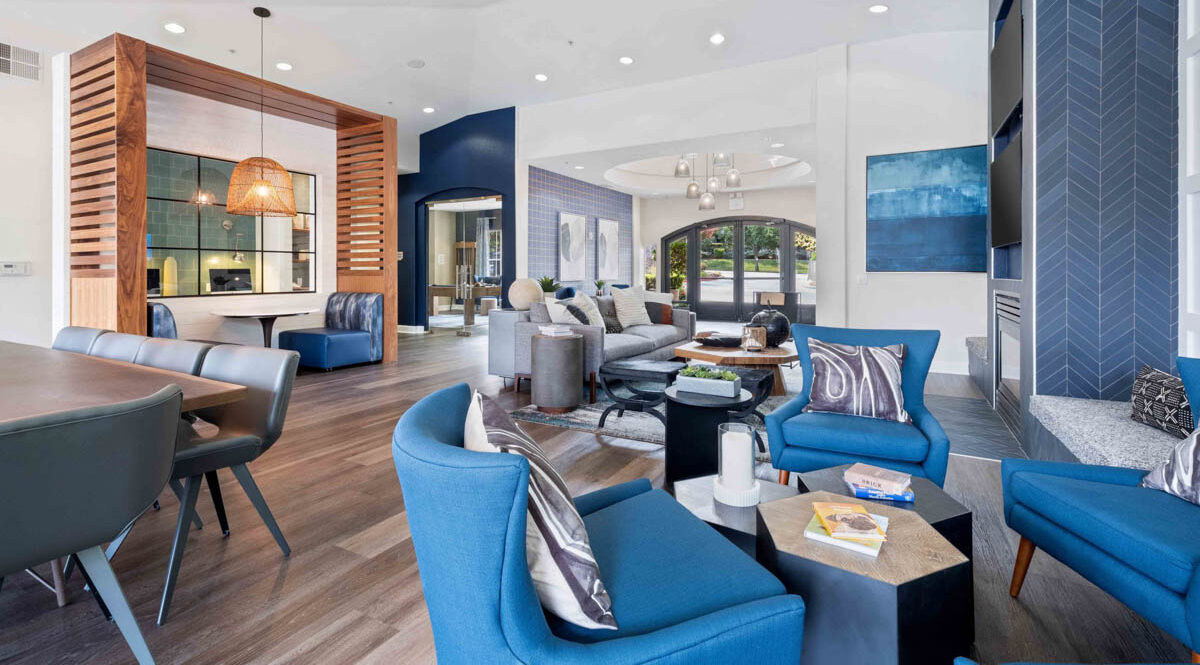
[275, 62, 292, 71]
[618, 56, 634, 65]
[709, 32, 726, 46]
[422, 107, 435, 114]
[770, 142, 786, 149]
[534, 73, 549, 82]
[407, 59, 426, 69]
[869, 4, 889, 13]
[163, 22, 186, 34]
[574, 165, 585, 170]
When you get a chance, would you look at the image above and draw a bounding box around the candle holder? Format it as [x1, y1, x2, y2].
[713, 422, 761, 506]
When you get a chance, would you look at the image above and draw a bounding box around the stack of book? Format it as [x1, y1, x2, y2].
[843, 462, 915, 502]
[538, 325, 573, 337]
[803, 501, 890, 557]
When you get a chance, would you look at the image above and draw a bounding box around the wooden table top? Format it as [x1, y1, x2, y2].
[674, 341, 799, 365]
[0, 341, 247, 425]
[757, 490, 968, 586]
[210, 309, 318, 318]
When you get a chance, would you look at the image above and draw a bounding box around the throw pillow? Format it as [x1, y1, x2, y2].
[1131, 365, 1194, 439]
[804, 338, 911, 424]
[601, 313, 624, 334]
[1142, 429, 1200, 505]
[571, 293, 605, 327]
[546, 302, 587, 325]
[642, 289, 674, 305]
[611, 286, 652, 328]
[463, 391, 618, 630]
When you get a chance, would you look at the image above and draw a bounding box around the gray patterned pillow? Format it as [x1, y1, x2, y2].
[463, 391, 617, 630]
[804, 338, 910, 424]
[1142, 429, 1200, 505]
[1131, 365, 1194, 439]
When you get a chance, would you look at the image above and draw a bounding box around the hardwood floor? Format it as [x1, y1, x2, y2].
[0, 329, 1191, 664]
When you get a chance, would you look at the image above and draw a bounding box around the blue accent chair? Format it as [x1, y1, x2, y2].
[277, 292, 383, 370]
[555, 286, 577, 300]
[1004, 357, 1200, 661]
[147, 302, 178, 339]
[765, 323, 949, 487]
[392, 383, 807, 664]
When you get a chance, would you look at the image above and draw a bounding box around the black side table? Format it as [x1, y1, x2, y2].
[663, 385, 752, 484]
[596, 359, 686, 427]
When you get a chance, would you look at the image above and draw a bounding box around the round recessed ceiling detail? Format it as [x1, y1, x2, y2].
[869, 4, 889, 13]
[422, 107, 435, 114]
[618, 56, 634, 65]
[275, 61, 292, 71]
[163, 22, 185, 34]
[534, 73, 549, 82]
[604, 151, 812, 195]
[770, 142, 786, 149]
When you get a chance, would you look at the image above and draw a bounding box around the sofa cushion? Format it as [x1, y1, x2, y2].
[603, 333, 655, 361]
[780, 411, 929, 463]
[622, 323, 687, 347]
[1009, 470, 1200, 594]
[547, 489, 785, 643]
[278, 327, 372, 369]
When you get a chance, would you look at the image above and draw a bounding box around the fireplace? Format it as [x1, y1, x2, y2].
[995, 292, 1021, 435]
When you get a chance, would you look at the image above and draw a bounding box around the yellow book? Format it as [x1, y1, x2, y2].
[812, 501, 887, 542]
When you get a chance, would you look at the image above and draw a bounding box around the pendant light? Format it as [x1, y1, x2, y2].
[725, 153, 741, 188]
[685, 181, 701, 198]
[698, 158, 716, 210]
[707, 175, 721, 192]
[674, 155, 691, 178]
[226, 7, 297, 217]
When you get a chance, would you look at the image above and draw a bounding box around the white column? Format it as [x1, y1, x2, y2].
[50, 51, 70, 339]
[814, 44, 849, 327]
[1180, 0, 1200, 356]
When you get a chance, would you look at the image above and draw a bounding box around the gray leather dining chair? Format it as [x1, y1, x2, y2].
[156, 345, 299, 624]
[0, 385, 183, 665]
[89, 332, 149, 363]
[134, 339, 214, 376]
[52, 326, 108, 354]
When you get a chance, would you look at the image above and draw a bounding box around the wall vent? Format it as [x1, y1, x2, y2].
[0, 42, 41, 81]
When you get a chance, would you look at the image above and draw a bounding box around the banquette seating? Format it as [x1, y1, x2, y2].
[278, 292, 383, 370]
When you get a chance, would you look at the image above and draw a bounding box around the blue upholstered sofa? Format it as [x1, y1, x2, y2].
[278, 292, 383, 370]
[765, 323, 950, 487]
[391, 383, 807, 664]
[1003, 356, 1200, 661]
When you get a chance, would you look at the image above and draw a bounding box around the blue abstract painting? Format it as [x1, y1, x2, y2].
[866, 145, 988, 272]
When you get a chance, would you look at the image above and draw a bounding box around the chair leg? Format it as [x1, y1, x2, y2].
[778, 470, 790, 486]
[231, 464, 290, 557]
[49, 558, 67, 607]
[1009, 536, 1036, 598]
[76, 546, 155, 665]
[589, 373, 597, 404]
[168, 478, 203, 530]
[158, 475, 202, 625]
[72, 555, 111, 621]
[205, 471, 230, 537]
[1192, 652, 1199, 664]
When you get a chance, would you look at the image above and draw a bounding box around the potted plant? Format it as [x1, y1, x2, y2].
[675, 365, 742, 398]
[594, 279, 606, 294]
[537, 276, 561, 304]
[669, 272, 685, 301]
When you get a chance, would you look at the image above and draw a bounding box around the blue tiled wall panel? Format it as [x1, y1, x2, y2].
[1035, 0, 1178, 400]
[527, 166, 634, 292]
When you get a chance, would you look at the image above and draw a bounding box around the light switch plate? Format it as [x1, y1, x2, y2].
[0, 261, 31, 276]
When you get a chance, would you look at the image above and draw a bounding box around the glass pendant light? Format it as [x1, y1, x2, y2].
[707, 175, 721, 192]
[226, 7, 297, 217]
[698, 191, 716, 210]
[725, 154, 741, 188]
[686, 181, 701, 198]
[674, 156, 691, 178]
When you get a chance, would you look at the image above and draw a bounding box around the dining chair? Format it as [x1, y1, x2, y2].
[52, 326, 107, 354]
[134, 339, 214, 376]
[89, 332, 149, 363]
[155, 345, 299, 624]
[0, 385, 183, 665]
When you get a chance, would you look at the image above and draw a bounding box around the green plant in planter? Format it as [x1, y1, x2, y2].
[537, 276, 562, 293]
[680, 365, 738, 381]
[595, 279, 606, 293]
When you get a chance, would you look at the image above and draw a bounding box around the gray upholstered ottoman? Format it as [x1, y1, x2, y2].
[531, 333, 583, 413]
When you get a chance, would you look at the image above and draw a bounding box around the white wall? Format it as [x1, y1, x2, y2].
[639, 186, 816, 249]
[145, 86, 337, 344]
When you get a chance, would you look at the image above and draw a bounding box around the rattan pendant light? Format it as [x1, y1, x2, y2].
[226, 7, 296, 217]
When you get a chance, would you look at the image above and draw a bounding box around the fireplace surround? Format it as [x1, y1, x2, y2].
[995, 291, 1021, 435]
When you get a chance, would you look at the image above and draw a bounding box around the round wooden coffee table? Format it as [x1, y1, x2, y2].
[673, 341, 798, 396]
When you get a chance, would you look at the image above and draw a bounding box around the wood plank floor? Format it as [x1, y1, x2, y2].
[0, 329, 1191, 664]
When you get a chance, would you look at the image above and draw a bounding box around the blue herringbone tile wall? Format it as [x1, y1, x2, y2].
[1035, 0, 1178, 400]
[528, 166, 634, 292]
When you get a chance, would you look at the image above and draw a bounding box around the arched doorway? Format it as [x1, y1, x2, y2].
[660, 216, 815, 322]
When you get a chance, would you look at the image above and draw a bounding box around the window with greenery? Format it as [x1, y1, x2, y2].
[145, 148, 316, 297]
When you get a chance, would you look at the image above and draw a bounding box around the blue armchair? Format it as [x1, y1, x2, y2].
[1004, 358, 1200, 661]
[954, 660, 1187, 665]
[147, 302, 178, 339]
[392, 383, 806, 664]
[278, 292, 383, 370]
[765, 323, 950, 487]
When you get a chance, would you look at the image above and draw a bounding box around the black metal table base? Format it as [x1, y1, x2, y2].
[597, 376, 669, 427]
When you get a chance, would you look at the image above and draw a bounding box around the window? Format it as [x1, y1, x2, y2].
[146, 148, 316, 297]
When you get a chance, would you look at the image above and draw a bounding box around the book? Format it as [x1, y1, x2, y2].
[812, 501, 887, 542]
[845, 480, 915, 503]
[803, 513, 890, 557]
[843, 462, 911, 495]
[538, 325, 572, 336]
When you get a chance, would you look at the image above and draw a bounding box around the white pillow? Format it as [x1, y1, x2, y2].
[545, 302, 583, 325]
[571, 293, 605, 327]
[642, 289, 674, 305]
[611, 286, 652, 328]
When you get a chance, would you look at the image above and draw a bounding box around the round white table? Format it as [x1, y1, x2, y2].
[210, 309, 319, 347]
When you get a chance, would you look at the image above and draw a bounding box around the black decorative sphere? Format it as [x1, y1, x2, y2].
[749, 307, 790, 346]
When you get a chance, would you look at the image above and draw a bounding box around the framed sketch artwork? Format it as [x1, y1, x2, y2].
[558, 212, 587, 282]
[597, 219, 620, 281]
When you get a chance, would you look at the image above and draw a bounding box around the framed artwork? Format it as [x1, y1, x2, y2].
[558, 212, 587, 282]
[866, 145, 988, 272]
[597, 218, 620, 281]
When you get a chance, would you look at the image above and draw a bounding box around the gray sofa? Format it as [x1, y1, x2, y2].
[489, 296, 696, 401]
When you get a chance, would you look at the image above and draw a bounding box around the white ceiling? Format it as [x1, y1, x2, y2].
[7, 0, 984, 145]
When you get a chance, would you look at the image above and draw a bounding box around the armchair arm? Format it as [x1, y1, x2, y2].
[672, 309, 696, 340]
[765, 394, 810, 466]
[514, 321, 604, 375]
[1002, 458, 1148, 523]
[573, 479, 652, 516]
[910, 406, 949, 487]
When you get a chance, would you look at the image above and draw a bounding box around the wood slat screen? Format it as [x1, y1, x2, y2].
[69, 43, 119, 280]
[336, 123, 388, 275]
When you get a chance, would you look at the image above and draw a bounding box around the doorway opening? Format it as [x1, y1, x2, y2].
[425, 195, 504, 331]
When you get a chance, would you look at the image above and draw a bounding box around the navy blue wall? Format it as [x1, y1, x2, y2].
[397, 107, 515, 327]
[1035, 0, 1178, 399]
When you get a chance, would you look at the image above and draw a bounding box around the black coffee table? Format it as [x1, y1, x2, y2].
[663, 385, 752, 484]
[596, 359, 685, 428]
[669, 474, 797, 556]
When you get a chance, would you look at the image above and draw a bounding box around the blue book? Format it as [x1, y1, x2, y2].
[845, 481, 915, 503]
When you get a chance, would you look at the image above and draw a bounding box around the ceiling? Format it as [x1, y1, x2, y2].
[7, 0, 985, 146]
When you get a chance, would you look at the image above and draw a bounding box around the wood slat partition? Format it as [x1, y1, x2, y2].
[336, 118, 398, 363]
[68, 34, 146, 333]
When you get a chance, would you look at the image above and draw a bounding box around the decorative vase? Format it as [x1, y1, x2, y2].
[742, 324, 767, 352]
[508, 278, 543, 311]
[749, 307, 790, 347]
[713, 422, 760, 507]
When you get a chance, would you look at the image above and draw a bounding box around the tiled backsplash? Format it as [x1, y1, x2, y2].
[528, 166, 633, 291]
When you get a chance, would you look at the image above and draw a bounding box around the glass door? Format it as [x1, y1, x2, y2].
[740, 223, 782, 318]
[697, 223, 737, 321]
